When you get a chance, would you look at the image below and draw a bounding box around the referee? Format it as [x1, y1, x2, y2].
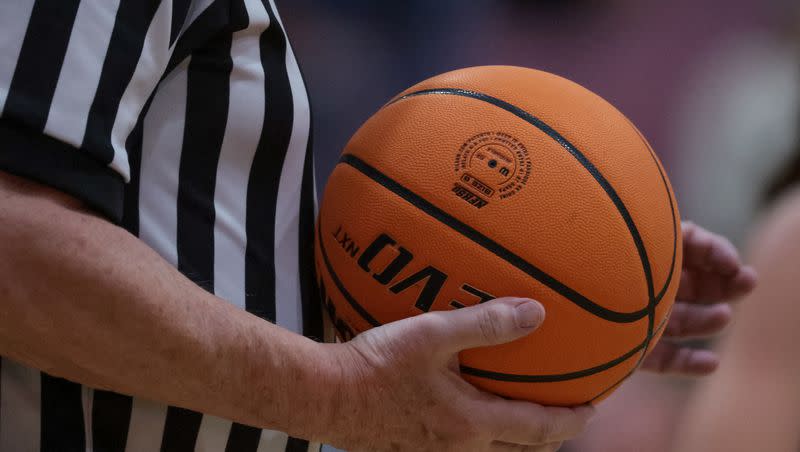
[0, 1, 757, 451]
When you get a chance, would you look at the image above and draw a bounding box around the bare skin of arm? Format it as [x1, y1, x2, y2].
[674, 188, 800, 452]
[0, 170, 593, 452]
[0, 170, 340, 435]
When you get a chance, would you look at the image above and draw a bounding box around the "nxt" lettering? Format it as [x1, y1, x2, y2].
[354, 232, 494, 312]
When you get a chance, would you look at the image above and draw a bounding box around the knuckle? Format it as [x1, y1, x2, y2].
[477, 305, 505, 343]
[665, 307, 686, 337]
[523, 417, 552, 444]
[415, 314, 444, 338]
[718, 234, 735, 250]
[681, 220, 696, 238]
[408, 314, 448, 351]
[570, 413, 590, 435]
[537, 419, 556, 442]
[694, 230, 713, 251]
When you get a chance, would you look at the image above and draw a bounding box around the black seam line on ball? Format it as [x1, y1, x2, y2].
[653, 173, 677, 304]
[390, 88, 656, 310]
[589, 305, 672, 403]
[608, 119, 679, 398]
[628, 116, 678, 306]
[644, 132, 678, 305]
[459, 309, 670, 384]
[317, 216, 382, 327]
[623, 123, 681, 390]
[460, 341, 644, 383]
[340, 153, 647, 323]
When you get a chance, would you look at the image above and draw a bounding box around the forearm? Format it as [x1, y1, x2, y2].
[0, 171, 337, 437]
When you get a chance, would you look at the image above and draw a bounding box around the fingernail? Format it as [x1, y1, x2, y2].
[514, 300, 544, 329]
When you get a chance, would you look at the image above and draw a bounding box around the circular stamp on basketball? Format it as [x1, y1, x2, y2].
[452, 131, 532, 208]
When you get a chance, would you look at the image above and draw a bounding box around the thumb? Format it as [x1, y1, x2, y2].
[425, 297, 545, 354]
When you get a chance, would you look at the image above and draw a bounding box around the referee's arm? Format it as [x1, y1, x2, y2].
[0, 169, 337, 435]
[0, 2, 590, 450]
[0, 0, 340, 440]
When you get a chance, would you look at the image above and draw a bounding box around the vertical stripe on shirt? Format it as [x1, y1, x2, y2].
[160, 408, 202, 452]
[299, 132, 323, 340]
[161, 28, 235, 452]
[93, 390, 134, 452]
[125, 398, 168, 452]
[0, 0, 36, 113]
[137, 57, 190, 267]
[83, 0, 164, 175]
[271, 0, 311, 336]
[257, 430, 289, 452]
[40, 374, 85, 451]
[0, 359, 41, 452]
[3, 0, 81, 131]
[195, 416, 233, 452]
[167, 1, 227, 77]
[285, 436, 314, 452]
[293, 35, 322, 341]
[176, 30, 233, 296]
[167, 0, 249, 77]
[120, 93, 154, 236]
[170, 0, 193, 46]
[45, 0, 121, 148]
[226, 423, 263, 452]
[181, 0, 217, 38]
[212, 0, 268, 313]
[81, 385, 94, 452]
[244, 0, 294, 323]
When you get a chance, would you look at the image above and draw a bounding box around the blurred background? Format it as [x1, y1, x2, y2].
[280, 1, 800, 450]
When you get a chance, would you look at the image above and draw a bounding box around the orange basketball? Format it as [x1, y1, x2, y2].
[314, 66, 681, 406]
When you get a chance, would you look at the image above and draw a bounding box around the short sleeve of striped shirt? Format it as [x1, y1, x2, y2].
[0, 1, 178, 223]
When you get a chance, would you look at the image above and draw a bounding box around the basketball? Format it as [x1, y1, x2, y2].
[314, 66, 682, 406]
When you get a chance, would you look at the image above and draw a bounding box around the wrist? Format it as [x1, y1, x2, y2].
[290, 341, 368, 445]
[262, 338, 349, 441]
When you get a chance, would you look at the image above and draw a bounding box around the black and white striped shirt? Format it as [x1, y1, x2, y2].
[0, 0, 323, 450]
